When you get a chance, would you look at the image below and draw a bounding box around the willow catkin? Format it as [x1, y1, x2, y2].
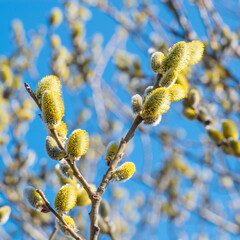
[56, 215, 78, 236]
[112, 162, 136, 181]
[187, 40, 204, 66]
[169, 84, 187, 102]
[45, 136, 65, 160]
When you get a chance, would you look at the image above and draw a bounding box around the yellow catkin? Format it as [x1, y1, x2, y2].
[50, 7, 63, 26]
[151, 52, 165, 73]
[67, 129, 89, 160]
[0, 206, 11, 225]
[24, 186, 45, 211]
[131, 94, 143, 114]
[187, 40, 204, 66]
[105, 141, 119, 163]
[175, 73, 189, 92]
[160, 42, 190, 73]
[57, 215, 78, 236]
[55, 120, 68, 141]
[45, 136, 65, 160]
[112, 162, 136, 181]
[182, 108, 196, 120]
[142, 88, 171, 118]
[55, 164, 78, 186]
[143, 115, 162, 126]
[169, 84, 187, 102]
[42, 91, 64, 129]
[160, 68, 178, 88]
[35, 75, 62, 104]
[222, 119, 239, 140]
[230, 140, 240, 157]
[206, 127, 224, 145]
[76, 184, 96, 206]
[54, 185, 77, 212]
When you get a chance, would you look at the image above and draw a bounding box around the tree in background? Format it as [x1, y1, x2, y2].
[0, 0, 240, 239]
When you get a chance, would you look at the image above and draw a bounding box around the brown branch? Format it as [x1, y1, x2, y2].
[49, 225, 58, 240]
[36, 189, 83, 240]
[24, 83, 41, 110]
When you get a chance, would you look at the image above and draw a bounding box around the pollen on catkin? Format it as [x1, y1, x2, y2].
[24, 186, 45, 211]
[187, 40, 204, 66]
[160, 42, 190, 73]
[45, 136, 65, 160]
[151, 52, 165, 73]
[35, 75, 62, 105]
[169, 84, 187, 102]
[112, 162, 136, 181]
[42, 90, 64, 129]
[142, 88, 171, 119]
[222, 119, 239, 140]
[0, 206, 11, 225]
[76, 184, 96, 206]
[54, 185, 77, 212]
[105, 141, 119, 163]
[57, 215, 78, 236]
[160, 68, 178, 88]
[131, 94, 143, 114]
[66, 129, 89, 160]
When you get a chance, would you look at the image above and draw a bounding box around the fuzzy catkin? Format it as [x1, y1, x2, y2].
[112, 162, 136, 181]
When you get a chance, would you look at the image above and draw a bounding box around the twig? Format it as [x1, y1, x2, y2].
[49, 225, 58, 240]
[24, 83, 41, 110]
[36, 189, 83, 240]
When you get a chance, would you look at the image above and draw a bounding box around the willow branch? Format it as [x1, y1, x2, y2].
[36, 189, 83, 240]
[49, 225, 58, 240]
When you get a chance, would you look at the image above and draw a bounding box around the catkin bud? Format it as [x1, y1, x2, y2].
[169, 84, 187, 102]
[35, 75, 62, 105]
[198, 107, 211, 125]
[143, 115, 162, 126]
[98, 217, 109, 234]
[222, 119, 238, 140]
[54, 185, 77, 212]
[42, 91, 64, 129]
[0, 206, 11, 225]
[55, 120, 68, 141]
[187, 40, 204, 66]
[105, 141, 119, 164]
[57, 215, 78, 236]
[142, 88, 171, 119]
[24, 186, 45, 212]
[51, 34, 61, 49]
[112, 162, 136, 181]
[143, 85, 153, 99]
[151, 52, 165, 73]
[206, 126, 223, 145]
[50, 7, 63, 26]
[55, 164, 78, 186]
[187, 88, 201, 108]
[183, 107, 197, 120]
[60, 159, 73, 179]
[222, 142, 233, 155]
[67, 129, 89, 160]
[131, 94, 143, 114]
[160, 42, 190, 73]
[160, 68, 178, 88]
[100, 200, 110, 220]
[76, 184, 96, 206]
[45, 136, 65, 160]
[230, 140, 240, 157]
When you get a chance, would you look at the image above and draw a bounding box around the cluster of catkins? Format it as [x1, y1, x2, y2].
[24, 75, 136, 236]
[131, 41, 204, 126]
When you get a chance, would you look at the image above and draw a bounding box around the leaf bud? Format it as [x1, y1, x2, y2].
[160, 42, 190, 73]
[0, 206, 11, 225]
[222, 119, 238, 140]
[151, 52, 165, 73]
[42, 90, 64, 129]
[57, 215, 78, 236]
[76, 184, 96, 206]
[142, 88, 171, 119]
[54, 185, 77, 212]
[169, 84, 187, 102]
[105, 141, 119, 165]
[160, 68, 178, 88]
[45, 136, 65, 160]
[112, 162, 136, 182]
[206, 126, 224, 145]
[131, 94, 143, 114]
[66, 129, 89, 160]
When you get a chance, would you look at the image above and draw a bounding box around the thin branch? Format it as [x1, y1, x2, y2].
[49, 225, 58, 240]
[36, 189, 83, 240]
[24, 83, 41, 110]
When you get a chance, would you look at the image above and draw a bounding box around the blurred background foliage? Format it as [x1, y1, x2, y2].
[0, 0, 240, 239]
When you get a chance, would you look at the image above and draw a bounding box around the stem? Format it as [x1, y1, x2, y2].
[37, 189, 83, 240]
[49, 225, 58, 240]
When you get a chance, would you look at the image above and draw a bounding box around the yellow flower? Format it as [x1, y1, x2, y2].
[112, 162, 136, 181]
[54, 185, 77, 212]
[57, 215, 78, 236]
[67, 129, 89, 160]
